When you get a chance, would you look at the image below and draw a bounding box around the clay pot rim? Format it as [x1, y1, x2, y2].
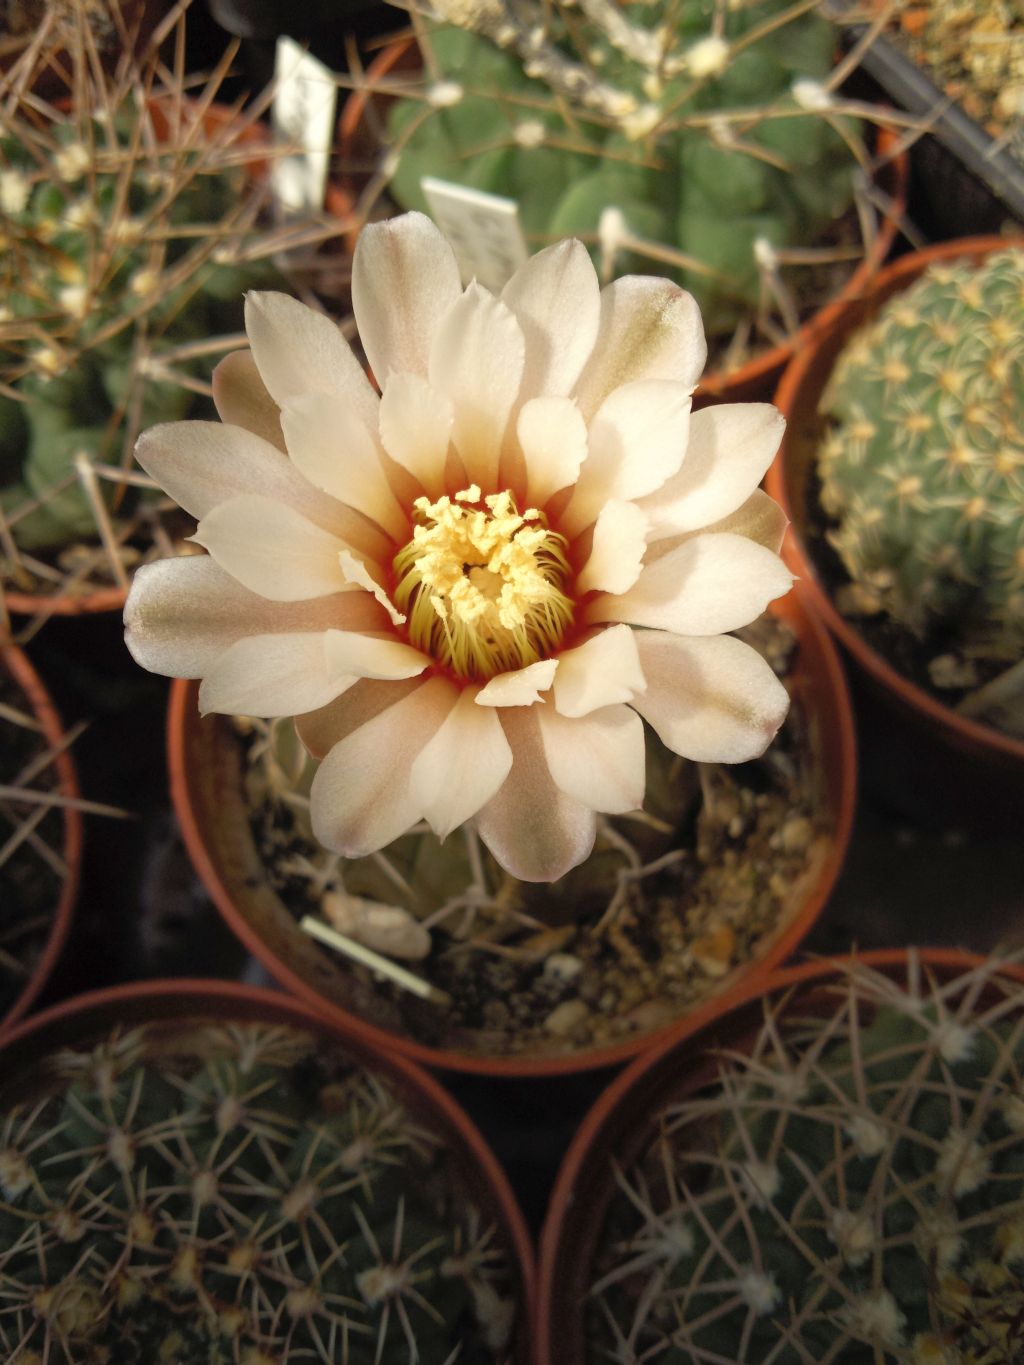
[0, 643, 82, 1034]
[0, 974, 537, 1351]
[166, 589, 857, 1079]
[768, 233, 1024, 767]
[332, 35, 907, 402]
[535, 944, 1024, 1363]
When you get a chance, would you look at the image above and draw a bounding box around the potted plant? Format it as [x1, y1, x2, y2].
[0, 0, 342, 621]
[334, 0, 907, 400]
[539, 947, 1024, 1363]
[0, 977, 534, 1362]
[124, 209, 857, 1075]
[0, 640, 81, 1034]
[768, 235, 1024, 826]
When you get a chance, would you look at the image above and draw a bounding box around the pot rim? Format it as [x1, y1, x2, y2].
[0, 642, 81, 1034]
[332, 35, 907, 402]
[167, 590, 857, 1078]
[535, 944, 1024, 1364]
[768, 233, 1024, 767]
[0, 974, 537, 1353]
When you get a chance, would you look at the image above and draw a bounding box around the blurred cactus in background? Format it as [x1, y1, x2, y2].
[0, 1016, 516, 1362]
[0, 0, 341, 602]
[818, 248, 1024, 737]
[589, 956, 1024, 1361]
[362, 0, 891, 356]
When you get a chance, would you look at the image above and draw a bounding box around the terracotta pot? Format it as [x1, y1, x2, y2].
[166, 590, 857, 1078]
[767, 235, 1024, 827]
[331, 37, 907, 405]
[0, 977, 536, 1361]
[536, 946, 1024, 1364]
[0, 643, 81, 1033]
[2, 99, 269, 622]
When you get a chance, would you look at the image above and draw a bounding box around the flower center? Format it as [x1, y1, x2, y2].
[393, 485, 574, 682]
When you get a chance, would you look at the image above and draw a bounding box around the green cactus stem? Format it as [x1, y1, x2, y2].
[0, 1017, 516, 1363]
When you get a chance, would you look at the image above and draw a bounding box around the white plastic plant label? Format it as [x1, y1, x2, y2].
[271, 37, 337, 213]
[421, 177, 529, 292]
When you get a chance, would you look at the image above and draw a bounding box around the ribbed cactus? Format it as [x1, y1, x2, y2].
[818, 249, 1024, 697]
[0, 1017, 516, 1362]
[379, 0, 863, 337]
[588, 956, 1024, 1362]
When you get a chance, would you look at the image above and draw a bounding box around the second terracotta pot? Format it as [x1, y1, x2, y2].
[768, 235, 1024, 829]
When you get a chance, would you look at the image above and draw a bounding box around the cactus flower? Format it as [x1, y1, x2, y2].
[125, 212, 793, 881]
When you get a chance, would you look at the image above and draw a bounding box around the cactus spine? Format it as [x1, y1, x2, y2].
[0, 1018, 516, 1362]
[588, 956, 1024, 1362]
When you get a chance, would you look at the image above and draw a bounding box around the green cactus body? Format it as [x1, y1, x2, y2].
[0, 1019, 516, 1363]
[588, 958, 1024, 1362]
[818, 249, 1024, 672]
[383, 0, 859, 332]
[0, 110, 282, 555]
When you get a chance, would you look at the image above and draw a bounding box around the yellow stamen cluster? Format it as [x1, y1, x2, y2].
[393, 485, 574, 681]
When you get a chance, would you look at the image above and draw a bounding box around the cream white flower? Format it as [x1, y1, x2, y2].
[124, 212, 793, 882]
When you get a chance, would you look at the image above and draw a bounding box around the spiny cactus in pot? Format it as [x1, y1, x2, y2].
[350, 0, 896, 379]
[0, 0, 339, 611]
[0, 1000, 522, 1362]
[574, 953, 1024, 1363]
[815, 244, 1024, 741]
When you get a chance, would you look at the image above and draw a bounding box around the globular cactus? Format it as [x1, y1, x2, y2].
[817, 248, 1024, 716]
[0, 2, 339, 597]
[588, 956, 1024, 1362]
[0, 1017, 517, 1363]
[378, 0, 865, 339]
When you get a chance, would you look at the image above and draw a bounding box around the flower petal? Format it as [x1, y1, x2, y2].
[517, 397, 588, 507]
[192, 494, 348, 601]
[124, 555, 385, 678]
[501, 239, 600, 401]
[352, 211, 463, 383]
[576, 500, 648, 596]
[324, 630, 429, 683]
[475, 659, 558, 707]
[338, 549, 406, 626]
[573, 277, 707, 419]
[296, 677, 424, 758]
[310, 677, 458, 857]
[409, 689, 513, 841]
[538, 702, 645, 814]
[640, 403, 786, 540]
[211, 349, 284, 450]
[565, 380, 691, 533]
[645, 490, 788, 567]
[475, 706, 596, 882]
[244, 291, 378, 432]
[553, 625, 646, 718]
[378, 371, 453, 498]
[135, 420, 389, 564]
[428, 281, 525, 491]
[280, 392, 406, 540]
[198, 632, 342, 717]
[588, 532, 794, 634]
[631, 630, 790, 762]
